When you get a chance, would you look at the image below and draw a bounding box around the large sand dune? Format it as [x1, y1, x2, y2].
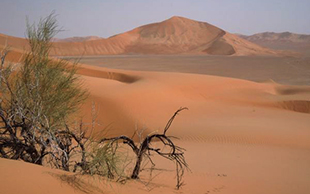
[1, 17, 285, 56]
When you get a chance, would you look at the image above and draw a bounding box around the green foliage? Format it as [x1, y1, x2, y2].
[83, 143, 121, 178]
[17, 13, 87, 132]
[0, 13, 87, 165]
[0, 13, 125, 183]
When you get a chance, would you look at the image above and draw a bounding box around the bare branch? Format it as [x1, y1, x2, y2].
[163, 107, 188, 135]
[101, 107, 189, 189]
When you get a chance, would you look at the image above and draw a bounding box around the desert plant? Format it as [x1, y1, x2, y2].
[0, 14, 128, 183]
[101, 107, 189, 189]
[0, 13, 87, 166]
[0, 13, 189, 189]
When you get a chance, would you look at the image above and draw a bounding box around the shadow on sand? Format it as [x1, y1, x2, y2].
[47, 172, 105, 194]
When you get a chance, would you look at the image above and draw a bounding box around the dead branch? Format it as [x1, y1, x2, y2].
[100, 107, 189, 189]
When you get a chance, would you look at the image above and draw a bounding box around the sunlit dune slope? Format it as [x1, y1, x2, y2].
[78, 64, 310, 151]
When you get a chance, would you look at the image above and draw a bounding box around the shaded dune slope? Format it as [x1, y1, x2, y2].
[238, 32, 310, 56]
[1, 17, 283, 56]
[240, 32, 310, 43]
[77, 64, 140, 83]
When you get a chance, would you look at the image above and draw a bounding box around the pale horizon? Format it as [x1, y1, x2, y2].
[1, 0, 310, 39]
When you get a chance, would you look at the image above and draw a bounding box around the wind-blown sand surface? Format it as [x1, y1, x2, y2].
[2, 62, 309, 194]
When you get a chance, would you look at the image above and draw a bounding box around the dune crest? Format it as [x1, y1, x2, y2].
[77, 65, 140, 83]
[0, 17, 285, 56]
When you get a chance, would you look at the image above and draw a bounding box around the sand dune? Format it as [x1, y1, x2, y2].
[77, 64, 140, 83]
[80, 65, 310, 194]
[0, 45, 24, 63]
[1, 63, 310, 194]
[0, 158, 104, 194]
[52, 36, 103, 42]
[239, 32, 310, 43]
[79, 67, 310, 149]
[0, 17, 285, 56]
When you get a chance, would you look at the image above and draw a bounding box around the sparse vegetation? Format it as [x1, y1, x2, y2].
[0, 13, 188, 189]
[0, 13, 93, 171]
[101, 107, 189, 189]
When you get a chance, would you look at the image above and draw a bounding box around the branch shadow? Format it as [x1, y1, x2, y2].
[46, 172, 104, 194]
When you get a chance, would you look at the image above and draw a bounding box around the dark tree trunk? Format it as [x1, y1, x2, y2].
[131, 151, 143, 179]
[100, 107, 189, 189]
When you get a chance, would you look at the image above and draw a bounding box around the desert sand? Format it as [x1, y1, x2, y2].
[1, 61, 310, 194]
[1, 16, 310, 194]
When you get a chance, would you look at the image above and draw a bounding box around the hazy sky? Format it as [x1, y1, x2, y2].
[1, 0, 309, 38]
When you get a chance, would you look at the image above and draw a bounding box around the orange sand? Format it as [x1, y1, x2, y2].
[1, 61, 310, 193]
[1, 64, 310, 194]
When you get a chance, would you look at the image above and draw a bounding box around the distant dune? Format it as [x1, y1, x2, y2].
[239, 32, 310, 43]
[0, 17, 286, 56]
[52, 36, 103, 42]
[0, 33, 28, 50]
[238, 32, 310, 55]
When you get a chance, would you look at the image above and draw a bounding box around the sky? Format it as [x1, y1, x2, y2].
[0, 0, 309, 39]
